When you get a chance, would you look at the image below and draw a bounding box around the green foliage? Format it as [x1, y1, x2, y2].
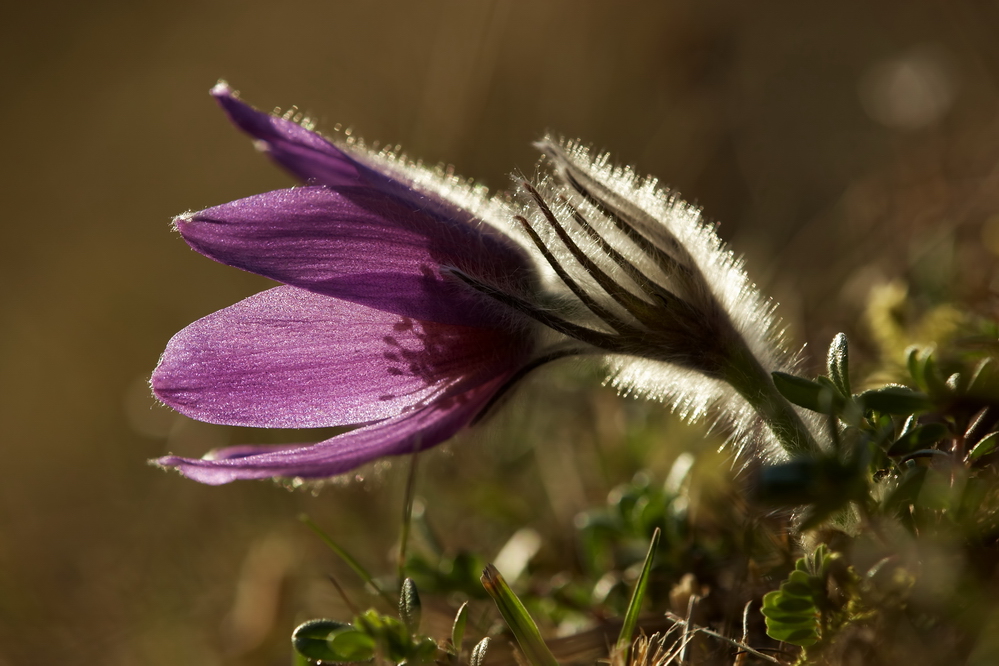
[469, 638, 490, 666]
[404, 550, 489, 600]
[450, 601, 468, 657]
[765, 328, 999, 531]
[398, 577, 421, 635]
[290, 310, 999, 666]
[761, 545, 842, 648]
[827, 333, 852, 398]
[615, 528, 660, 658]
[291, 608, 438, 665]
[481, 564, 560, 666]
[292, 619, 357, 663]
[292, 598, 440, 665]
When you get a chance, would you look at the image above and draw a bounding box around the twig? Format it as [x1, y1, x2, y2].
[663, 612, 780, 664]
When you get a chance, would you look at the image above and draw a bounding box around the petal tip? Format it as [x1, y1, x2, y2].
[154, 455, 236, 485]
[211, 79, 233, 98]
[171, 211, 195, 232]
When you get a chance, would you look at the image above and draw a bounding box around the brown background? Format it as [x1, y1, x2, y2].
[3, 1, 999, 664]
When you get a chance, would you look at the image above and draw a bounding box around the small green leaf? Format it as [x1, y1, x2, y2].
[887, 422, 950, 456]
[906, 346, 925, 389]
[616, 528, 661, 659]
[481, 565, 558, 666]
[451, 601, 469, 654]
[767, 624, 820, 647]
[827, 333, 851, 397]
[353, 610, 410, 661]
[772, 372, 829, 412]
[815, 376, 848, 412]
[779, 571, 815, 599]
[858, 386, 932, 415]
[291, 619, 353, 662]
[328, 627, 376, 662]
[292, 646, 311, 666]
[969, 432, 999, 461]
[761, 549, 832, 648]
[769, 596, 816, 613]
[898, 414, 917, 440]
[409, 635, 440, 664]
[922, 353, 949, 397]
[899, 449, 952, 464]
[470, 637, 491, 666]
[399, 578, 422, 634]
[968, 357, 999, 400]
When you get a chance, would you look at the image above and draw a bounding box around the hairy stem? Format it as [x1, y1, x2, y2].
[723, 341, 820, 457]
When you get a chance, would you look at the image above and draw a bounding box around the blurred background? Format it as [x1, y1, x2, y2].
[3, 1, 999, 664]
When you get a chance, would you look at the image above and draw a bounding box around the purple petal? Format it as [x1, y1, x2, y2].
[152, 286, 527, 428]
[212, 82, 467, 213]
[177, 186, 527, 327]
[156, 373, 507, 484]
[212, 84, 536, 273]
[212, 82, 462, 205]
[213, 81, 366, 187]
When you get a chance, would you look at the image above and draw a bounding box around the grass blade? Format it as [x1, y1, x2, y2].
[481, 564, 559, 666]
[299, 514, 396, 608]
[616, 527, 661, 660]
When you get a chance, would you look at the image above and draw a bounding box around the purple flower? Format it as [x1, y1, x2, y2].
[155, 83, 820, 485]
[153, 83, 545, 484]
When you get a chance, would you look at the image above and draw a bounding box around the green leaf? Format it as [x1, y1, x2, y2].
[906, 346, 925, 389]
[968, 432, 999, 461]
[922, 353, 950, 397]
[470, 638, 491, 666]
[353, 610, 410, 661]
[451, 601, 469, 654]
[968, 357, 999, 400]
[291, 619, 355, 662]
[887, 422, 950, 456]
[899, 449, 952, 464]
[409, 635, 440, 664]
[328, 627, 377, 662]
[772, 372, 828, 412]
[858, 386, 932, 415]
[898, 414, 917, 440]
[779, 571, 815, 599]
[827, 333, 851, 397]
[761, 552, 828, 648]
[616, 528, 661, 658]
[399, 578, 422, 634]
[767, 624, 820, 647]
[481, 565, 559, 666]
[815, 376, 848, 412]
[882, 465, 928, 516]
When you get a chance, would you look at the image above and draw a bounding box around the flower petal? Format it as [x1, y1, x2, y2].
[177, 186, 529, 327]
[213, 83, 514, 230]
[213, 81, 366, 188]
[155, 373, 506, 484]
[212, 84, 539, 289]
[152, 286, 527, 428]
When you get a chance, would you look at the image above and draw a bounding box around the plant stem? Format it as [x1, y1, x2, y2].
[724, 343, 820, 457]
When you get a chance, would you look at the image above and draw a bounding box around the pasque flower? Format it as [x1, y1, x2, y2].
[154, 83, 818, 484]
[152, 83, 556, 484]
